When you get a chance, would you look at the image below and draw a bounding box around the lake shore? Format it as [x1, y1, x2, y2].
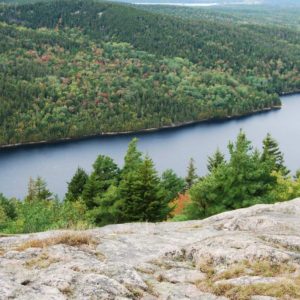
[1, 94, 298, 199]
[0, 105, 281, 150]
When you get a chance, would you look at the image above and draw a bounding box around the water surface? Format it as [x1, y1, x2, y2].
[0, 94, 299, 199]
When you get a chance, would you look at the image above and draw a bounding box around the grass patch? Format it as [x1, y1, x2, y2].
[135, 266, 156, 275]
[124, 284, 144, 298]
[16, 232, 97, 251]
[212, 278, 300, 300]
[198, 258, 215, 278]
[149, 259, 173, 270]
[214, 260, 296, 281]
[196, 258, 299, 300]
[144, 280, 159, 297]
[25, 252, 60, 269]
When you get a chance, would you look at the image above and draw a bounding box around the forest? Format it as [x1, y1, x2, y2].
[0, 0, 299, 145]
[142, 4, 300, 30]
[1, 133, 300, 234]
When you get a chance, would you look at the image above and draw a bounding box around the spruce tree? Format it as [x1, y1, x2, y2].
[122, 138, 143, 175]
[186, 131, 278, 219]
[82, 155, 120, 209]
[65, 167, 88, 202]
[89, 185, 123, 226]
[185, 158, 198, 190]
[120, 155, 170, 222]
[262, 133, 289, 175]
[207, 148, 225, 172]
[160, 169, 185, 203]
[25, 177, 52, 202]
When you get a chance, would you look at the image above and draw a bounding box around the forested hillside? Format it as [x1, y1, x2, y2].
[142, 5, 300, 30]
[0, 0, 299, 145]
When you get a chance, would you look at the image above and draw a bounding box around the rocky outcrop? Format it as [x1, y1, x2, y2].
[1, 199, 300, 300]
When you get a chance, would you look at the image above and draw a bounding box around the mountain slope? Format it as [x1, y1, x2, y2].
[1, 22, 278, 145]
[0, 0, 299, 146]
[98, 4, 300, 94]
[1, 0, 299, 94]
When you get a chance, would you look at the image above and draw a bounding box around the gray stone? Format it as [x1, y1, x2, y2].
[1, 198, 300, 299]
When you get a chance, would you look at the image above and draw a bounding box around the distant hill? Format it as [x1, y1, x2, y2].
[0, 0, 299, 146]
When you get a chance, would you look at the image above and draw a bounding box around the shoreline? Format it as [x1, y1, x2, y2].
[0, 105, 282, 150]
[279, 91, 300, 96]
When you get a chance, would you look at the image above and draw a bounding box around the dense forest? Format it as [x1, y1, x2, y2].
[1, 133, 300, 234]
[142, 4, 300, 30]
[0, 0, 299, 145]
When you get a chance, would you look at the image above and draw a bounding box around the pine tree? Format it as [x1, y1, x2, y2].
[186, 131, 279, 219]
[185, 158, 198, 190]
[82, 155, 120, 209]
[25, 177, 52, 202]
[160, 169, 185, 203]
[65, 167, 88, 202]
[90, 185, 123, 226]
[122, 138, 143, 175]
[26, 177, 36, 202]
[207, 148, 225, 172]
[262, 133, 289, 175]
[119, 155, 170, 222]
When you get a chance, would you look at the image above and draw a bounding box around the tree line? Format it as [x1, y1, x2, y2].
[1, 133, 300, 234]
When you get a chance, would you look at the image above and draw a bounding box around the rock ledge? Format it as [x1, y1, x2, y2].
[1, 198, 300, 299]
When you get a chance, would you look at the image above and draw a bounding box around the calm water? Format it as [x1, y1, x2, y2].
[0, 94, 299, 199]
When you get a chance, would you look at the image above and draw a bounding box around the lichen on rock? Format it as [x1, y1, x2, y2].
[1, 198, 300, 299]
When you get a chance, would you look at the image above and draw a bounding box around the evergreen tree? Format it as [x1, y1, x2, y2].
[224, 131, 273, 208]
[82, 155, 120, 209]
[122, 138, 143, 175]
[89, 185, 123, 226]
[185, 158, 198, 190]
[207, 148, 225, 172]
[65, 167, 88, 202]
[120, 155, 170, 222]
[0, 193, 17, 219]
[262, 133, 289, 175]
[25, 177, 52, 202]
[186, 131, 277, 219]
[187, 168, 225, 219]
[160, 169, 185, 203]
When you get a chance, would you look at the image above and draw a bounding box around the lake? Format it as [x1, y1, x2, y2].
[0, 94, 299, 199]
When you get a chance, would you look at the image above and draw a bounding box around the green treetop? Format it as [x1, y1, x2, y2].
[262, 133, 289, 176]
[25, 177, 53, 202]
[160, 169, 185, 203]
[185, 158, 198, 190]
[207, 148, 225, 173]
[122, 138, 143, 175]
[65, 167, 88, 202]
[82, 155, 120, 208]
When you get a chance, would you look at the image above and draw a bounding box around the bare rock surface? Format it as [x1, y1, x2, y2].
[1, 199, 300, 299]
